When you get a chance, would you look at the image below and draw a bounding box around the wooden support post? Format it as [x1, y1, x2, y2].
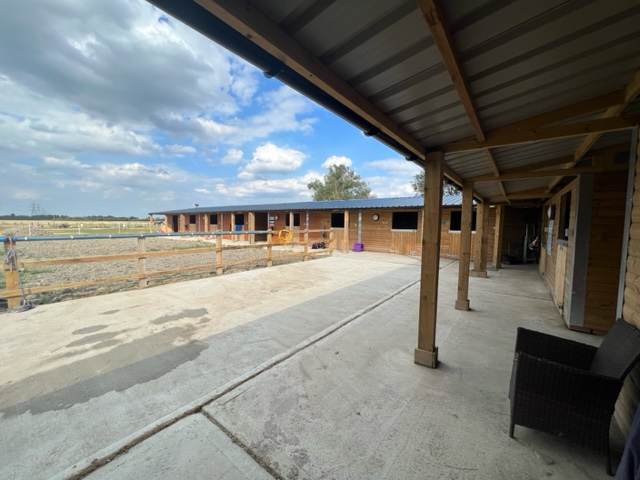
[415, 152, 444, 368]
[455, 182, 473, 311]
[344, 210, 350, 251]
[216, 234, 223, 275]
[267, 231, 273, 267]
[137, 237, 148, 288]
[3, 239, 20, 308]
[303, 212, 309, 261]
[248, 212, 255, 245]
[329, 229, 334, 256]
[230, 213, 236, 241]
[148, 214, 153, 233]
[470, 202, 489, 278]
[493, 205, 505, 270]
[204, 212, 210, 233]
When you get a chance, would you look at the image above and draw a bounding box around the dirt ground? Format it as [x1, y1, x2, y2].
[1, 226, 309, 310]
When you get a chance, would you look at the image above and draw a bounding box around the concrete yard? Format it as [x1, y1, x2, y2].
[0, 252, 613, 479]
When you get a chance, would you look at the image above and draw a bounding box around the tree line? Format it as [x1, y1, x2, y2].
[307, 164, 459, 200]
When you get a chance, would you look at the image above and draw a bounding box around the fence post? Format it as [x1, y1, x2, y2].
[267, 231, 273, 267]
[329, 229, 334, 256]
[137, 237, 148, 288]
[3, 239, 21, 308]
[303, 228, 309, 261]
[216, 234, 223, 275]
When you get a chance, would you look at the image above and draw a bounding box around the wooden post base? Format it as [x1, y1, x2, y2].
[455, 299, 470, 311]
[469, 270, 488, 278]
[414, 347, 438, 368]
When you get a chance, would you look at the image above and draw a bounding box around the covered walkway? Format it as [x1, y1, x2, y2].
[0, 253, 612, 479]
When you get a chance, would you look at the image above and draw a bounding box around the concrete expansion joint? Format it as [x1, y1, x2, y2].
[52, 279, 421, 480]
[201, 410, 285, 480]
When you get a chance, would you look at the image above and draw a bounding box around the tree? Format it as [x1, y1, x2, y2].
[307, 164, 374, 201]
[411, 171, 460, 196]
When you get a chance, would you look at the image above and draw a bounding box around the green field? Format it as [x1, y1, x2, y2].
[1, 220, 152, 236]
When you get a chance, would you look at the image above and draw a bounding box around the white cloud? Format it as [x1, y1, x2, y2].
[195, 188, 211, 194]
[364, 158, 422, 175]
[238, 143, 306, 180]
[321, 155, 352, 168]
[216, 172, 321, 200]
[220, 148, 244, 164]
[361, 158, 422, 198]
[164, 144, 197, 157]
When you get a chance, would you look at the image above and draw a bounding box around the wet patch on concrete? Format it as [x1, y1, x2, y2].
[0, 326, 206, 418]
[153, 308, 208, 325]
[100, 310, 120, 316]
[66, 331, 120, 347]
[72, 325, 108, 335]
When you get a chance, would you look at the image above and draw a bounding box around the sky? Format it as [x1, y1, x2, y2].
[0, 0, 422, 218]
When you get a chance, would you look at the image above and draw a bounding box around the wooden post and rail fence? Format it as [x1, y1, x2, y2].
[1, 229, 334, 308]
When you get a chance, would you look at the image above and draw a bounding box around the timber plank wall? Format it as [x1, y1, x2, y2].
[620, 126, 640, 436]
[164, 206, 504, 259]
[585, 172, 627, 331]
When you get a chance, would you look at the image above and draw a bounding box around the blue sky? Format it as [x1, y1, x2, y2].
[0, 0, 421, 217]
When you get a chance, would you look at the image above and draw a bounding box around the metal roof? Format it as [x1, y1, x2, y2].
[148, 0, 639, 205]
[151, 195, 464, 215]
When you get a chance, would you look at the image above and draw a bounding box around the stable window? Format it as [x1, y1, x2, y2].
[209, 214, 218, 225]
[449, 211, 477, 232]
[189, 215, 196, 224]
[392, 211, 418, 230]
[285, 213, 300, 227]
[558, 192, 571, 240]
[331, 212, 345, 228]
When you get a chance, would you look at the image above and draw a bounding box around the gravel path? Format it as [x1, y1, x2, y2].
[2, 228, 313, 309]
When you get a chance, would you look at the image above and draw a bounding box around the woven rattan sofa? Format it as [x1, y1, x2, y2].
[509, 319, 640, 474]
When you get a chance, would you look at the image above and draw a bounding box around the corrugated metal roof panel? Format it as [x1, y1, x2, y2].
[150, 0, 638, 206]
[151, 195, 465, 215]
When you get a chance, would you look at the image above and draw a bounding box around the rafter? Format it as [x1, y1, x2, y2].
[488, 91, 625, 137]
[417, 0, 505, 202]
[547, 71, 640, 191]
[194, 0, 424, 159]
[417, 0, 484, 143]
[473, 163, 627, 182]
[487, 188, 554, 203]
[440, 115, 640, 153]
[482, 148, 509, 203]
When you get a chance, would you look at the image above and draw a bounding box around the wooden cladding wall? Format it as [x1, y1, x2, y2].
[542, 181, 577, 318]
[165, 206, 500, 258]
[619, 126, 640, 436]
[584, 172, 627, 332]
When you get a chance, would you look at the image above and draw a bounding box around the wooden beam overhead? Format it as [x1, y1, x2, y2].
[488, 91, 625, 136]
[473, 163, 627, 182]
[195, 0, 425, 159]
[487, 190, 553, 203]
[482, 148, 509, 203]
[547, 71, 640, 191]
[440, 115, 640, 153]
[417, 0, 485, 143]
[468, 154, 574, 182]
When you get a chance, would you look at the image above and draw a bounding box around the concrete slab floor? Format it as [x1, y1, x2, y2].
[201, 262, 610, 480]
[1, 255, 614, 479]
[0, 252, 424, 480]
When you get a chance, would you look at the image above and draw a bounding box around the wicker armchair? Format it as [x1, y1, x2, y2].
[509, 319, 640, 474]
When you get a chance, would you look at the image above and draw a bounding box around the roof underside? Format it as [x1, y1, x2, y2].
[148, 0, 640, 205]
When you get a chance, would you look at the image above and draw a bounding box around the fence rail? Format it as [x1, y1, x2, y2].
[1, 229, 334, 308]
